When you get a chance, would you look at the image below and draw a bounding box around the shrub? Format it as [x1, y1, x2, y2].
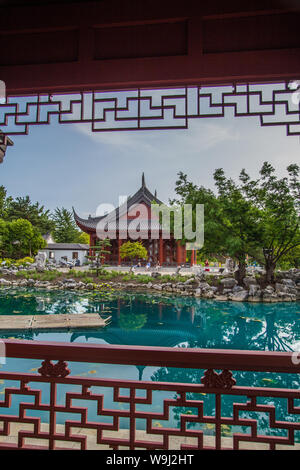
[15, 257, 35, 267]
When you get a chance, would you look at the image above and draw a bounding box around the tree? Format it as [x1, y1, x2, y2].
[277, 245, 300, 270]
[0, 185, 11, 219]
[0, 218, 9, 258]
[173, 163, 300, 285]
[5, 195, 54, 234]
[173, 172, 261, 285]
[51, 207, 89, 244]
[239, 162, 300, 283]
[52, 207, 80, 243]
[1, 218, 46, 258]
[88, 238, 111, 276]
[119, 241, 148, 266]
[77, 231, 90, 244]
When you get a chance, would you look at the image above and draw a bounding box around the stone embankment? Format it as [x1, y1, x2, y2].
[0, 268, 299, 302]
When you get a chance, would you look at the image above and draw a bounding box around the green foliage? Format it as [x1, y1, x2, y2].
[88, 238, 112, 276]
[4, 193, 54, 234]
[173, 162, 300, 284]
[51, 207, 80, 243]
[239, 162, 300, 282]
[277, 245, 300, 270]
[119, 241, 148, 262]
[15, 257, 35, 267]
[118, 312, 147, 331]
[0, 218, 46, 259]
[15, 269, 63, 282]
[77, 231, 89, 244]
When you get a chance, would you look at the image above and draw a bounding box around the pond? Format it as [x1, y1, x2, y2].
[0, 288, 299, 439]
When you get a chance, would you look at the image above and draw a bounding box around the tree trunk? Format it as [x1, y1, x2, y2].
[265, 260, 276, 284]
[235, 260, 246, 286]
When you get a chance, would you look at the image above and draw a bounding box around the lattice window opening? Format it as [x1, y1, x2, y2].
[0, 82, 299, 137]
[0, 358, 299, 450]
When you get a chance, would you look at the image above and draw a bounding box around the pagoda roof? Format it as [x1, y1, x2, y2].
[74, 173, 163, 232]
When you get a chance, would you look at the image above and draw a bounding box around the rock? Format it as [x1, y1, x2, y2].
[264, 285, 274, 292]
[248, 289, 262, 302]
[35, 251, 47, 272]
[65, 283, 77, 289]
[0, 278, 11, 286]
[202, 289, 215, 299]
[231, 290, 248, 302]
[281, 278, 296, 288]
[194, 269, 205, 282]
[198, 282, 211, 290]
[220, 278, 237, 289]
[275, 283, 288, 293]
[194, 288, 201, 297]
[223, 288, 233, 294]
[232, 286, 244, 293]
[262, 290, 279, 303]
[243, 277, 258, 288]
[151, 272, 161, 279]
[184, 278, 195, 285]
[214, 294, 228, 301]
[147, 282, 153, 289]
[249, 284, 260, 296]
[152, 284, 162, 290]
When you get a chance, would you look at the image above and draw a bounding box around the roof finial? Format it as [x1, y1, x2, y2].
[154, 189, 157, 198]
[142, 172, 145, 188]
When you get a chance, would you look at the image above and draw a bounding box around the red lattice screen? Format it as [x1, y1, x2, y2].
[0, 82, 299, 138]
[0, 340, 299, 450]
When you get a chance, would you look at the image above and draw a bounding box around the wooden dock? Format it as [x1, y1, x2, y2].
[0, 314, 111, 331]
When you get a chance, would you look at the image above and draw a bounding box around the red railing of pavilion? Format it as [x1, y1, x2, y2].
[0, 339, 299, 450]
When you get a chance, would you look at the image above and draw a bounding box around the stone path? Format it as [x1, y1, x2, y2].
[0, 422, 298, 450]
[0, 314, 110, 331]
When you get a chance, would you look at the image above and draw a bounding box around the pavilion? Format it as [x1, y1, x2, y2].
[74, 174, 189, 266]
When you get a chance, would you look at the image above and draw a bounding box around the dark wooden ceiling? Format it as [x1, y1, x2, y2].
[0, 0, 299, 94]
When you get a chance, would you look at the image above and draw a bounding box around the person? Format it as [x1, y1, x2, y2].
[156, 261, 160, 270]
[204, 259, 210, 271]
[146, 261, 151, 270]
[176, 265, 181, 275]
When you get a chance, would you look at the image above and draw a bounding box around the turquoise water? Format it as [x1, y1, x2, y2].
[0, 288, 299, 439]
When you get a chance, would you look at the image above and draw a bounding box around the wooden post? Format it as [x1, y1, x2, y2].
[159, 237, 163, 266]
[190, 250, 195, 266]
[176, 241, 181, 266]
[118, 237, 122, 266]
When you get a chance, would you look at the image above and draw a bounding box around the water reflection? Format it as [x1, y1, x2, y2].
[0, 288, 299, 439]
[0, 288, 299, 351]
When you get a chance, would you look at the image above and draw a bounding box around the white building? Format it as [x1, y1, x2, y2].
[43, 243, 89, 266]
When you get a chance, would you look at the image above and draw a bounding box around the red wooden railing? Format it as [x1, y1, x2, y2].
[0, 339, 299, 450]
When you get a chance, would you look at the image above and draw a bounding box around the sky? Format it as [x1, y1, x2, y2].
[1, 105, 299, 219]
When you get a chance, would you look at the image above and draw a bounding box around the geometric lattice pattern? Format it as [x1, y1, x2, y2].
[0, 82, 299, 138]
[0, 362, 299, 450]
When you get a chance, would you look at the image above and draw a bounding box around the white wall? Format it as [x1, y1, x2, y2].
[43, 249, 88, 265]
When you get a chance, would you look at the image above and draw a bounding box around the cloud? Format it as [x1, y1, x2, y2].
[74, 118, 240, 157]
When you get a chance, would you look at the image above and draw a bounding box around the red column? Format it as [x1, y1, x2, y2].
[190, 250, 195, 266]
[159, 237, 163, 266]
[118, 238, 122, 266]
[176, 241, 181, 265]
[182, 245, 186, 265]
